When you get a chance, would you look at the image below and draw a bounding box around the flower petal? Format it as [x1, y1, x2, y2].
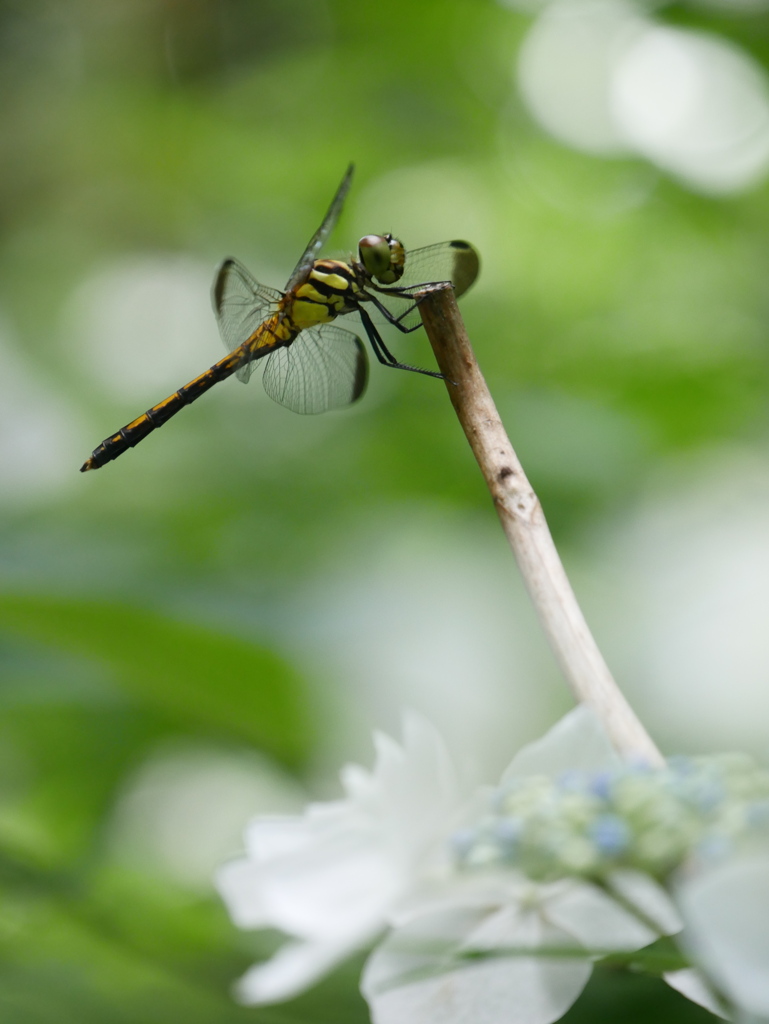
[340, 762, 376, 801]
[215, 858, 269, 928]
[607, 869, 683, 935]
[219, 714, 467, 957]
[544, 879, 659, 951]
[676, 854, 769, 1017]
[363, 906, 592, 1024]
[235, 938, 356, 1005]
[663, 968, 730, 1019]
[501, 707, 621, 782]
[242, 802, 351, 860]
[374, 712, 462, 861]
[233, 802, 397, 938]
[389, 871, 532, 927]
[254, 831, 397, 939]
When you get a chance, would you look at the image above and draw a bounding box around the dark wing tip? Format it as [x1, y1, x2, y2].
[352, 335, 368, 403]
[211, 257, 236, 315]
[449, 241, 481, 298]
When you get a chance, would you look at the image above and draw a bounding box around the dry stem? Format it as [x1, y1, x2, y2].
[419, 285, 663, 766]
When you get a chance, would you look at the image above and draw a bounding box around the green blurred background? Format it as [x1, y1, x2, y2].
[2, 0, 769, 1019]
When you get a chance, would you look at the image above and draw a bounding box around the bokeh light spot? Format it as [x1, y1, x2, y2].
[66, 256, 217, 402]
[515, 0, 769, 193]
[517, 0, 644, 155]
[612, 26, 769, 194]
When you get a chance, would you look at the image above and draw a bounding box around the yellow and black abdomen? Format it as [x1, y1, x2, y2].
[81, 315, 292, 471]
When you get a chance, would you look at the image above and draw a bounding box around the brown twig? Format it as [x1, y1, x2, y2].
[419, 285, 663, 766]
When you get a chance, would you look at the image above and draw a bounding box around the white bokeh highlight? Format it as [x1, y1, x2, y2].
[66, 256, 218, 402]
[0, 317, 85, 502]
[517, 0, 643, 154]
[613, 26, 769, 194]
[515, 0, 769, 194]
[109, 743, 305, 888]
[293, 511, 563, 787]
[590, 449, 769, 757]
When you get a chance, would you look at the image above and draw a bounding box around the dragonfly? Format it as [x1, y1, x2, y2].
[80, 164, 480, 471]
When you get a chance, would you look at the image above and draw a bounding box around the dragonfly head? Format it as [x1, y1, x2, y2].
[358, 234, 406, 285]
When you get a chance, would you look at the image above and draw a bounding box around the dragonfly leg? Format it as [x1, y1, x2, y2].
[366, 293, 424, 334]
[358, 308, 445, 381]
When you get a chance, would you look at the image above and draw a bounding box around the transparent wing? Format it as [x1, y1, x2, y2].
[211, 257, 283, 382]
[398, 240, 480, 297]
[261, 323, 367, 415]
[369, 239, 480, 331]
[284, 164, 354, 293]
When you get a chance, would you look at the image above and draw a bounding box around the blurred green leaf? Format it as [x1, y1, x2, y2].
[0, 595, 312, 767]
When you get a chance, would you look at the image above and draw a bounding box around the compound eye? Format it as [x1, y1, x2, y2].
[358, 235, 394, 280]
[381, 236, 405, 284]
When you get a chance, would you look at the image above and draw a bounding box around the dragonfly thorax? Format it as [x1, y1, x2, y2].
[358, 234, 406, 285]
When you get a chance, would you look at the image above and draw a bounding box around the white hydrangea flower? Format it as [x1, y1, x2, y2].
[215, 713, 466, 1004]
[362, 870, 664, 1024]
[217, 704, 760, 1020]
[362, 707, 685, 1024]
